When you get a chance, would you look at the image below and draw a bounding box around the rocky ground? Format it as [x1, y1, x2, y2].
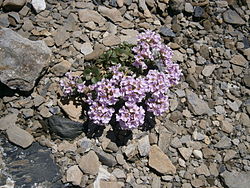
[0, 0, 250, 187]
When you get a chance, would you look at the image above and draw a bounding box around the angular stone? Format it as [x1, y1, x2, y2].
[42, 115, 84, 139]
[243, 74, 250, 88]
[58, 99, 83, 122]
[80, 42, 93, 56]
[31, 0, 46, 13]
[98, 6, 123, 23]
[172, 50, 184, 62]
[78, 9, 106, 26]
[221, 120, 234, 133]
[93, 146, 117, 167]
[195, 163, 210, 176]
[193, 150, 203, 159]
[221, 171, 250, 188]
[66, 165, 83, 186]
[224, 150, 237, 162]
[160, 27, 176, 37]
[223, 9, 245, 25]
[103, 35, 121, 46]
[119, 29, 138, 45]
[158, 131, 172, 153]
[112, 168, 126, 179]
[6, 125, 34, 148]
[209, 163, 219, 176]
[78, 150, 100, 175]
[0, 28, 51, 91]
[50, 60, 71, 77]
[186, 89, 211, 115]
[185, 3, 194, 13]
[54, 27, 70, 47]
[227, 100, 240, 112]
[0, 140, 62, 187]
[149, 145, 176, 174]
[230, 54, 247, 67]
[0, 113, 18, 131]
[3, 0, 26, 11]
[214, 136, 231, 149]
[138, 135, 150, 157]
[178, 147, 193, 160]
[202, 65, 216, 77]
[0, 14, 9, 27]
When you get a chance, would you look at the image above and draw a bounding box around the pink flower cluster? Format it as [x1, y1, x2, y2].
[133, 30, 182, 86]
[60, 30, 182, 130]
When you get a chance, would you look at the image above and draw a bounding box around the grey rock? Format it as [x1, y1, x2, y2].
[223, 9, 245, 25]
[80, 42, 93, 56]
[194, 7, 204, 17]
[186, 74, 198, 89]
[202, 65, 216, 77]
[112, 168, 126, 179]
[42, 115, 84, 140]
[8, 11, 19, 20]
[123, 142, 137, 159]
[138, 135, 150, 157]
[78, 9, 106, 26]
[214, 136, 232, 149]
[160, 27, 176, 37]
[185, 3, 194, 13]
[0, 28, 51, 91]
[158, 131, 172, 153]
[31, 0, 46, 13]
[243, 74, 250, 88]
[178, 147, 193, 160]
[50, 60, 71, 76]
[0, 113, 18, 131]
[3, 0, 26, 11]
[33, 95, 45, 107]
[186, 89, 211, 115]
[0, 14, 9, 27]
[0, 139, 62, 187]
[98, 6, 123, 23]
[170, 137, 182, 148]
[21, 108, 34, 118]
[169, 0, 185, 12]
[149, 145, 176, 174]
[195, 163, 210, 176]
[78, 150, 100, 175]
[6, 125, 34, 148]
[230, 54, 248, 67]
[193, 150, 203, 159]
[103, 34, 121, 46]
[66, 165, 83, 186]
[151, 176, 161, 188]
[93, 146, 117, 167]
[227, 100, 240, 112]
[54, 27, 70, 47]
[221, 171, 250, 188]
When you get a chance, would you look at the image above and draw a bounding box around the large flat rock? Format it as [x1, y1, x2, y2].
[0, 28, 51, 91]
[0, 136, 62, 187]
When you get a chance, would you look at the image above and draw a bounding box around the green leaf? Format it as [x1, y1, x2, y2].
[91, 77, 99, 84]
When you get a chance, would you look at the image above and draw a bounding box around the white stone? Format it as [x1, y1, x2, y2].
[81, 42, 93, 56]
[193, 150, 203, 159]
[31, 0, 46, 13]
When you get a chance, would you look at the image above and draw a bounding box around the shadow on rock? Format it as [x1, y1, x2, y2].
[0, 135, 63, 187]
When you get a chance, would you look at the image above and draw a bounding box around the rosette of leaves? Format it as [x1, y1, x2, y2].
[82, 43, 136, 84]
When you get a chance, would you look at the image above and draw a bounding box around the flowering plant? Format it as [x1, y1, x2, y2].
[60, 30, 182, 130]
